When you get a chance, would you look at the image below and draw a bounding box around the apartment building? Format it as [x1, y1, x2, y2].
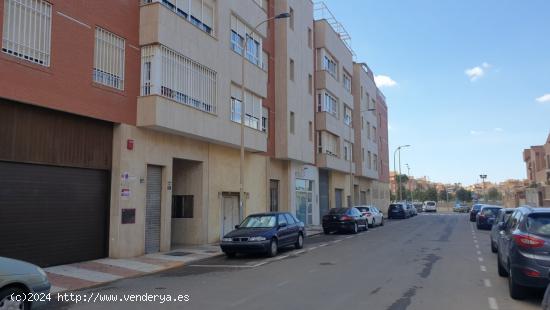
[0, 0, 140, 267]
[374, 89, 390, 210]
[523, 134, 550, 207]
[352, 62, 381, 208]
[313, 5, 356, 212]
[271, 0, 319, 225]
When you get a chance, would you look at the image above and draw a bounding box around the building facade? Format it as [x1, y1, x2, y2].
[523, 134, 550, 207]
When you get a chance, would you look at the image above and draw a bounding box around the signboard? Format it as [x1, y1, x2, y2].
[121, 208, 136, 224]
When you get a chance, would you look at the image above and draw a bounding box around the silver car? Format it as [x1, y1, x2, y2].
[0, 257, 50, 309]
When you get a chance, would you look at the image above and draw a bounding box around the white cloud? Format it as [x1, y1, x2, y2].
[536, 94, 550, 103]
[465, 62, 491, 81]
[494, 127, 504, 132]
[374, 75, 397, 88]
[470, 130, 484, 136]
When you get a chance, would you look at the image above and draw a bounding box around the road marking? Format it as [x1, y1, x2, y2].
[475, 244, 479, 249]
[345, 236, 354, 239]
[488, 297, 498, 310]
[480, 265, 487, 272]
[271, 255, 290, 261]
[319, 243, 328, 247]
[276, 280, 290, 287]
[474, 240, 478, 244]
[484, 279, 492, 287]
[309, 246, 318, 251]
[333, 239, 343, 243]
[294, 250, 306, 255]
[477, 250, 482, 255]
[478, 257, 484, 262]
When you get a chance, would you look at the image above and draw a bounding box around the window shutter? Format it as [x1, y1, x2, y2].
[191, 0, 202, 18]
[203, 4, 213, 28]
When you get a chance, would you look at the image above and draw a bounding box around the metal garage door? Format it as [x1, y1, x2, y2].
[0, 161, 109, 267]
[145, 165, 162, 253]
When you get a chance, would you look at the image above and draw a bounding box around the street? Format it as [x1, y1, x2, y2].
[43, 213, 544, 310]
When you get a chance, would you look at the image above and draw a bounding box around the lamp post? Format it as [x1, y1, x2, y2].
[480, 174, 487, 202]
[406, 163, 412, 202]
[350, 107, 376, 206]
[240, 12, 290, 215]
[393, 145, 411, 202]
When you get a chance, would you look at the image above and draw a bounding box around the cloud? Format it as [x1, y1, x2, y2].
[536, 94, 550, 103]
[465, 62, 491, 81]
[470, 130, 484, 136]
[493, 127, 504, 132]
[374, 75, 397, 88]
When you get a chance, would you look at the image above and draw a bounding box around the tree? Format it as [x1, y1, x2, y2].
[456, 188, 472, 202]
[438, 190, 447, 202]
[425, 187, 437, 201]
[487, 188, 502, 201]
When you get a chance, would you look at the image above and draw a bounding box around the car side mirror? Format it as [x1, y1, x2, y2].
[279, 222, 287, 228]
[234, 225, 240, 229]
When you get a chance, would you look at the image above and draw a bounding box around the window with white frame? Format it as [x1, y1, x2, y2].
[262, 107, 268, 133]
[230, 84, 263, 131]
[231, 14, 263, 68]
[155, 0, 214, 35]
[141, 45, 217, 113]
[94, 27, 125, 90]
[344, 140, 352, 161]
[2, 0, 52, 66]
[318, 131, 338, 157]
[323, 54, 337, 77]
[344, 105, 352, 126]
[317, 91, 338, 116]
[368, 151, 372, 169]
[343, 73, 351, 92]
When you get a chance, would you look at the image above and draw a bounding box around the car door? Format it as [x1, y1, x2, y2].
[284, 213, 299, 242]
[353, 208, 366, 227]
[277, 214, 291, 246]
[499, 210, 520, 264]
[374, 208, 382, 223]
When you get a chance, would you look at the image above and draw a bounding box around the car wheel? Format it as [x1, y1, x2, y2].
[364, 221, 369, 231]
[295, 233, 304, 249]
[380, 218, 384, 226]
[352, 222, 358, 234]
[369, 219, 374, 228]
[225, 251, 236, 258]
[323, 228, 330, 235]
[0, 287, 30, 310]
[497, 252, 508, 277]
[491, 241, 497, 253]
[508, 264, 526, 300]
[267, 238, 278, 257]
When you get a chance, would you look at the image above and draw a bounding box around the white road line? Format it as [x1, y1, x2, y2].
[276, 280, 290, 287]
[474, 240, 478, 243]
[319, 243, 328, 247]
[345, 236, 354, 239]
[480, 265, 487, 272]
[294, 250, 306, 255]
[309, 246, 318, 251]
[333, 239, 343, 243]
[475, 244, 479, 249]
[477, 250, 482, 255]
[271, 255, 289, 261]
[478, 257, 484, 262]
[484, 279, 492, 287]
[488, 297, 498, 310]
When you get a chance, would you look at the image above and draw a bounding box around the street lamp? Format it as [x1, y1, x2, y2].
[405, 163, 413, 202]
[240, 12, 290, 214]
[393, 145, 411, 201]
[480, 174, 487, 202]
[349, 107, 377, 207]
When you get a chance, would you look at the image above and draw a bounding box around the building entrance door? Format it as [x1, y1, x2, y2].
[222, 194, 240, 237]
[296, 179, 313, 225]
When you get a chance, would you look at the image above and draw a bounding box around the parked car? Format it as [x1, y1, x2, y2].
[454, 203, 470, 213]
[322, 207, 368, 234]
[220, 212, 305, 258]
[0, 256, 51, 310]
[476, 205, 502, 229]
[413, 202, 424, 213]
[388, 203, 409, 219]
[407, 203, 417, 216]
[497, 206, 550, 299]
[470, 204, 484, 221]
[356, 206, 384, 227]
[490, 208, 516, 253]
[423, 201, 437, 212]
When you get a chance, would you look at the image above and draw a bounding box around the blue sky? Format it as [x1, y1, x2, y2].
[324, 0, 550, 185]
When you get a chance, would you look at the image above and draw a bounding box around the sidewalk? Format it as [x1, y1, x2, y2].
[45, 244, 222, 293]
[306, 225, 323, 237]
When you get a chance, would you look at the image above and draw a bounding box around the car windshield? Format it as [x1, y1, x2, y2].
[329, 208, 347, 215]
[481, 208, 500, 216]
[389, 204, 402, 210]
[526, 213, 550, 237]
[473, 205, 482, 210]
[239, 215, 277, 228]
[356, 207, 368, 212]
[426, 202, 435, 206]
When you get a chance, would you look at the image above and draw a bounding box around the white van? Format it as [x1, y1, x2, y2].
[423, 201, 437, 212]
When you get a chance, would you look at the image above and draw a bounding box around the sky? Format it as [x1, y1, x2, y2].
[324, 0, 550, 186]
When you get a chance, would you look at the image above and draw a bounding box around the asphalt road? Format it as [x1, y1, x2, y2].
[44, 213, 544, 310]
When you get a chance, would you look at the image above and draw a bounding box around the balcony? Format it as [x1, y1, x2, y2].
[317, 152, 355, 174]
[316, 111, 353, 139]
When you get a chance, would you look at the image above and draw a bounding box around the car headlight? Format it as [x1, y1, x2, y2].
[221, 238, 233, 242]
[248, 236, 266, 242]
[36, 267, 47, 278]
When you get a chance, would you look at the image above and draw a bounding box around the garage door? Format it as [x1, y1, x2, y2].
[145, 165, 162, 254]
[0, 161, 109, 267]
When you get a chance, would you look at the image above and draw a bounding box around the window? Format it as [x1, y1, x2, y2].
[172, 195, 194, 218]
[362, 148, 365, 160]
[290, 111, 295, 134]
[141, 45, 217, 113]
[343, 73, 351, 92]
[308, 27, 312, 48]
[368, 151, 372, 169]
[262, 51, 269, 71]
[289, 7, 294, 30]
[374, 154, 378, 171]
[94, 28, 125, 90]
[270, 180, 279, 212]
[2, 0, 52, 66]
[344, 105, 352, 126]
[231, 14, 263, 67]
[318, 131, 338, 157]
[373, 126, 377, 141]
[308, 121, 313, 141]
[262, 107, 268, 133]
[157, 0, 214, 35]
[278, 214, 288, 226]
[344, 140, 352, 161]
[323, 55, 337, 77]
[360, 191, 367, 204]
[308, 74, 313, 94]
[230, 85, 263, 130]
[289, 58, 295, 81]
[367, 122, 371, 139]
[318, 92, 338, 116]
[361, 116, 364, 129]
[285, 213, 296, 225]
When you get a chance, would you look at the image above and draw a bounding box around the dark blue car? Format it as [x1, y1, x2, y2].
[220, 212, 305, 257]
[476, 205, 502, 229]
